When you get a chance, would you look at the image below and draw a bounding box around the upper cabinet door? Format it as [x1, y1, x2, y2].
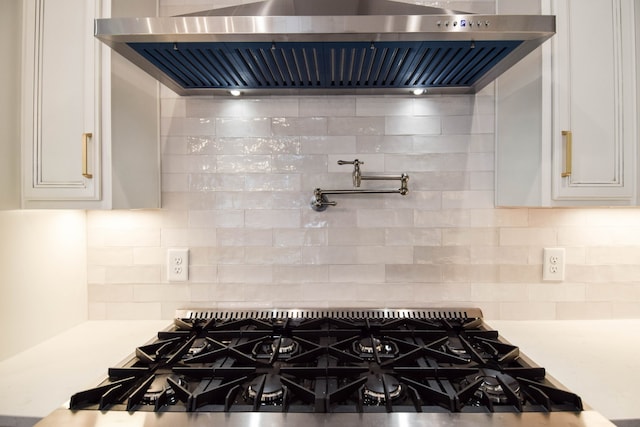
[551, 0, 636, 201]
[22, 0, 101, 202]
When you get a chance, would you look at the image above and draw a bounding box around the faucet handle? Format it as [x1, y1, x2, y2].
[337, 159, 364, 166]
[337, 159, 363, 187]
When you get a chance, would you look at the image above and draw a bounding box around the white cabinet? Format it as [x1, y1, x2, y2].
[0, 0, 21, 210]
[550, 0, 636, 202]
[496, 0, 638, 206]
[21, 0, 160, 209]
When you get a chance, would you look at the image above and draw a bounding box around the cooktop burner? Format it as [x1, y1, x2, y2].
[68, 309, 584, 415]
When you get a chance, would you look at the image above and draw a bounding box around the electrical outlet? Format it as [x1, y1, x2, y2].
[542, 248, 565, 281]
[168, 248, 189, 282]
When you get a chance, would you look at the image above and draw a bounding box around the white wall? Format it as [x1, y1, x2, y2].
[0, 210, 88, 361]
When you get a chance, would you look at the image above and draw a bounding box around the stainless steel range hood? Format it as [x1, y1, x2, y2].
[95, 0, 555, 96]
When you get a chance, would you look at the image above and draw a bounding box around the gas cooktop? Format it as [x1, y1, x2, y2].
[35, 308, 616, 427]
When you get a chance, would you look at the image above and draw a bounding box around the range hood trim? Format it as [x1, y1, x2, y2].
[95, 0, 555, 96]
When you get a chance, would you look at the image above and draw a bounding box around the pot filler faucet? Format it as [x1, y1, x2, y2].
[311, 159, 409, 211]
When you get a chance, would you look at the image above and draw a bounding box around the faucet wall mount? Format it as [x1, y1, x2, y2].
[311, 159, 409, 211]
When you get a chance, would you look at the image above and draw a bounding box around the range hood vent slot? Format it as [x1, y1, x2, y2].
[130, 40, 521, 91]
[95, 0, 555, 96]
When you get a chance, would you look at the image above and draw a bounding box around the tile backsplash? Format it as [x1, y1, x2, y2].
[86, 0, 640, 321]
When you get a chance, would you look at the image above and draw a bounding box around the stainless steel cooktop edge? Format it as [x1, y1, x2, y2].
[35, 409, 617, 427]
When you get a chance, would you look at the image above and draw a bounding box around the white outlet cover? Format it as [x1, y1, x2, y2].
[168, 248, 189, 282]
[543, 247, 565, 281]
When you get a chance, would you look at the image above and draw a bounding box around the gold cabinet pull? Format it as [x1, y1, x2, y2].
[561, 130, 572, 178]
[82, 132, 93, 179]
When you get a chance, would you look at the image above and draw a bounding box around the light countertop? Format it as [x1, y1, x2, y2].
[0, 319, 638, 426]
[489, 320, 640, 423]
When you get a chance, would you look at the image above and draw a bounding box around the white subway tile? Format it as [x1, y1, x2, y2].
[443, 264, 499, 283]
[161, 228, 190, 247]
[528, 283, 586, 302]
[300, 136, 357, 154]
[385, 154, 468, 172]
[356, 136, 414, 153]
[218, 265, 274, 283]
[245, 210, 301, 228]
[272, 117, 328, 136]
[273, 265, 329, 283]
[162, 136, 188, 154]
[414, 210, 469, 228]
[162, 173, 189, 192]
[216, 117, 271, 137]
[356, 97, 413, 116]
[409, 172, 467, 191]
[245, 174, 303, 191]
[415, 95, 495, 116]
[385, 116, 441, 135]
[189, 97, 299, 118]
[441, 115, 494, 135]
[328, 117, 385, 135]
[88, 248, 133, 266]
[385, 228, 442, 246]
[498, 265, 540, 283]
[217, 229, 273, 246]
[586, 247, 640, 265]
[186, 228, 218, 247]
[413, 283, 472, 301]
[272, 155, 327, 173]
[105, 266, 161, 284]
[381, 191, 439, 210]
[216, 155, 272, 173]
[244, 247, 302, 264]
[295, 285, 354, 303]
[134, 284, 191, 302]
[470, 283, 528, 302]
[356, 209, 414, 228]
[355, 246, 413, 264]
[414, 246, 470, 264]
[499, 302, 556, 320]
[329, 265, 385, 283]
[442, 191, 495, 209]
[354, 283, 416, 302]
[385, 265, 443, 283]
[556, 302, 612, 320]
[328, 228, 385, 246]
[442, 228, 499, 246]
[189, 174, 246, 192]
[500, 228, 557, 246]
[242, 137, 302, 155]
[189, 210, 245, 228]
[88, 228, 161, 247]
[243, 284, 302, 302]
[207, 247, 245, 264]
[299, 97, 356, 117]
[302, 247, 359, 265]
[88, 284, 134, 302]
[187, 155, 217, 173]
[133, 247, 165, 265]
[468, 208, 529, 227]
[468, 246, 528, 265]
[274, 229, 328, 247]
